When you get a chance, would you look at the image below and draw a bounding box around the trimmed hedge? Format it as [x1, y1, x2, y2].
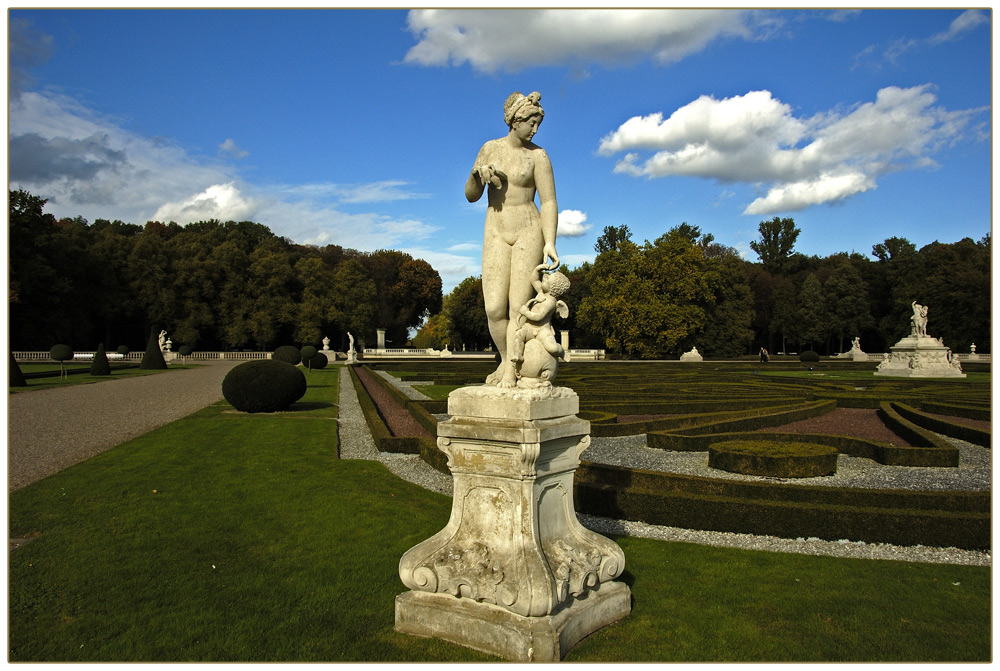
[648, 430, 957, 467]
[709, 439, 838, 478]
[891, 402, 990, 449]
[90, 343, 111, 376]
[877, 402, 960, 466]
[574, 461, 989, 549]
[10, 353, 26, 387]
[919, 400, 990, 421]
[222, 359, 307, 413]
[799, 351, 820, 362]
[139, 330, 167, 370]
[309, 353, 329, 370]
[273, 345, 302, 365]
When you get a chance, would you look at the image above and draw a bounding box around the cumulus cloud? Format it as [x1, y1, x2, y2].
[153, 183, 259, 223]
[598, 85, 984, 214]
[557, 209, 591, 237]
[404, 9, 762, 72]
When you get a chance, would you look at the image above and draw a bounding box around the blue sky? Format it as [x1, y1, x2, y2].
[7, 7, 992, 291]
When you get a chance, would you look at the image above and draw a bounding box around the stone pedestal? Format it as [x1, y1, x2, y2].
[850, 348, 867, 362]
[875, 334, 965, 378]
[395, 385, 630, 661]
[377, 329, 387, 350]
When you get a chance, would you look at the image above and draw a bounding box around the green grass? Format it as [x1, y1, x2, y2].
[11, 363, 200, 393]
[416, 384, 460, 400]
[8, 365, 991, 662]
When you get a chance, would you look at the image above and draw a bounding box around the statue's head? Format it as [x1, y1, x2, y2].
[543, 270, 571, 298]
[504, 91, 544, 129]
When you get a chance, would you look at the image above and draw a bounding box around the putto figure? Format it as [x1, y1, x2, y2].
[465, 91, 559, 388]
[510, 264, 570, 388]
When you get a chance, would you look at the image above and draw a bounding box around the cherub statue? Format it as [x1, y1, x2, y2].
[507, 263, 570, 389]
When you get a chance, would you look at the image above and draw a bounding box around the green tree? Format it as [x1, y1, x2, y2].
[293, 256, 340, 345]
[822, 256, 872, 353]
[750, 217, 800, 274]
[698, 252, 755, 357]
[363, 250, 443, 347]
[579, 225, 716, 358]
[412, 312, 450, 349]
[333, 259, 377, 349]
[796, 273, 828, 352]
[444, 276, 491, 351]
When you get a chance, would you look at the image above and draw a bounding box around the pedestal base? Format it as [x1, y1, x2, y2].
[395, 385, 630, 661]
[875, 334, 965, 378]
[395, 581, 631, 662]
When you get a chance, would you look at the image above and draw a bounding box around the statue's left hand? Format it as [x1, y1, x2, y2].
[543, 244, 559, 271]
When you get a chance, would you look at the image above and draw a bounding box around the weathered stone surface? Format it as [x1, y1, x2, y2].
[395, 581, 631, 662]
[396, 386, 630, 660]
[875, 334, 965, 378]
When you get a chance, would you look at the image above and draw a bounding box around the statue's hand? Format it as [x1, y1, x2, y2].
[477, 164, 502, 189]
[542, 244, 559, 271]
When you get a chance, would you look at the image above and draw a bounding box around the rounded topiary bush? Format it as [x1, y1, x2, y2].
[117, 345, 130, 355]
[799, 350, 820, 363]
[50, 344, 73, 362]
[222, 359, 307, 413]
[178, 345, 193, 356]
[309, 352, 329, 369]
[709, 439, 838, 478]
[273, 345, 301, 366]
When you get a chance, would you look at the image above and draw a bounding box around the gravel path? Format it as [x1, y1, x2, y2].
[8, 361, 239, 492]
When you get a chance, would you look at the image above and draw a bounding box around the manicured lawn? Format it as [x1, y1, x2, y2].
[11, 363, 199, 393]
[8, 365, 990, 662]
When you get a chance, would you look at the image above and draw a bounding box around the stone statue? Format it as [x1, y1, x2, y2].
[466, 91, 559, 389]
[158, 330, 168, 351]
[911, 301, 929, 337]
[348, 332, 355, 353]
[322, 336, 330, 351]
[510, 264, 570, 388]
[851, 336, 861, 351]
[346, 332, 358, 365]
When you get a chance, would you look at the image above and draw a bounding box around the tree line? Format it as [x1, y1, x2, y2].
[10, 189, 989, 357]
[417, 217, 991, 357]
[9, 190, 442, 352]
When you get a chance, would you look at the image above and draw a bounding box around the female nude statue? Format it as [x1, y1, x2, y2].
[465, 91, 559, 387]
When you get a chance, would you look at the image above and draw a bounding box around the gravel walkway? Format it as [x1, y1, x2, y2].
[355, 372, 990, 566]
[8, 361, 239, 492]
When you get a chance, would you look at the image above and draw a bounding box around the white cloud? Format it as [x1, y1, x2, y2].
[276, 180, 428, 204]
[557, 209, 591, 237]
[929, 9, 989, 45]
[153, 183, 259, 223]
[404, 9, 761, 73]
[8, 87, 445, 260]
[219, 138, 248, 159]
[598, 85, 984, 214]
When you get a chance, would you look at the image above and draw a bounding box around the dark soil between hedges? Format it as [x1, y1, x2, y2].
[756, 407, 914, 446]
[354, 368, 431, 438]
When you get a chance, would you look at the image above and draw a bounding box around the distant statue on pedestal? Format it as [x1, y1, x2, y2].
[158, 330, 168, 351]
[910, 301, 929, 337]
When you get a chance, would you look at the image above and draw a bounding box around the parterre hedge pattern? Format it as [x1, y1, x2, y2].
[350, 359, 990, 549]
